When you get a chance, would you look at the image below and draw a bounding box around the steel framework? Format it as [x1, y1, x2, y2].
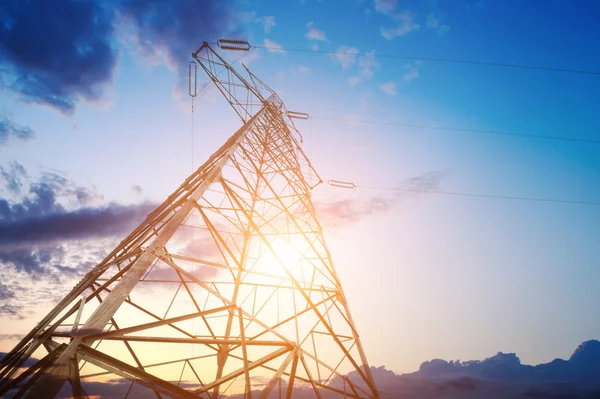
[0, 42, 379, 399]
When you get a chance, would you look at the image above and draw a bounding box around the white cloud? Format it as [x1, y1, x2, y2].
[236, 10, 257, 22]
[427, 14, 450, 35]
[306, 22, 327, 41]
[348, 76, 361, 87]
[347, 50, 380, 86]
[310, 43, 319, 51]
[262, 16, 276, 33]
[380, 11, 420, 39]
[403, 61, 421, 81]
[264, 38, 285, 54]
[296, 65, 311, 74]
[379, 81, 397, 95]
[358, 50, 380, 78]
[403, 66, 419, 81]
[374, 0, 397, 13]
[427, 14, 440, 28]
[334, 46, 359, 70]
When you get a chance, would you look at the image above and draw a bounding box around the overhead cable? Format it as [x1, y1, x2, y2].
[327, 180, 600, 206]
[253, 44, 600, 76]
[311, 116, 600, 145]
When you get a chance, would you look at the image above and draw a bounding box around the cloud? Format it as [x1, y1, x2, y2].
[404, 68, 419, 81]
[315, 172, 444, 227]
[403, 61, 422, 81]
[0, 247, 65, 276]
[0, 166, 156, 277]
[0, 0, 237, 112]
[380, 11, 420, 39]
[0, 166, 103, 214]
[342, 50, 380, 86]
[348, 76, 361, 87]
[358, 50, 380, 78]
[427, 13, 451, 35]
[404, 171, 444, 191]
[0, 0, 118, 113]
[306, 22, 327, 41]
[0, 197, 156, 251]
[264, 38, 285, 54]
[118, 0, 236, 92]
[379, 81, 397, 95]
[374, 0, 398, 13]
[261, 16, 276, 33]
[0, 282, 15, 300]
[334, 46, 360, 70]
[132, 184, 143, 195]
[0, 118, 35, 146]
[315, 196, 396, 227]
[0, 162, 27, 194]
[0, 239, 110, 319]
[0, 303, 24, 319]
[295, 65, 311, 74]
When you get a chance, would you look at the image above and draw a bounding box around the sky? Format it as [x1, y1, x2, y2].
[1, 0, 600, 377]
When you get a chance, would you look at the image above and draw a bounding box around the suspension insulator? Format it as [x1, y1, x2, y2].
[287, 111, 310, 120]
[217, 39, 251, 52]
[188, 61, 198, 97]
[328, 180, 356, 189]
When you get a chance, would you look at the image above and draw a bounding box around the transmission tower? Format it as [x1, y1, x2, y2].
[0, 41, 379, 399]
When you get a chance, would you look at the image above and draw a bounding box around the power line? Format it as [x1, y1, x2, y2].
[253, 45, 600, 77]
[311, 116, 600, 145]
[354, 184, 600, 206]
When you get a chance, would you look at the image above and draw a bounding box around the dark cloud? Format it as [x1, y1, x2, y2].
[404, 171, 445, 191]
[0, 0, 118, 112]
[117, 0, 237, 88]
[0, 281, 15, 300]
[0, 203, 156, 248]
[0, 202, 156, 249]
[0, 246, 65, 276]
[314, 171, 445, 227]
[0, 161, 27, 194]
[0, 166, 154, 251]
[131, 184, 143, 195]
[0, 166, 157, 279]
[0, 0, 237, 113]
[0, 118, 34, 145]
[0, 303, 24, 319]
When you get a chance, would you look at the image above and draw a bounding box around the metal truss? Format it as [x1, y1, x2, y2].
[0, 42, 379, 399]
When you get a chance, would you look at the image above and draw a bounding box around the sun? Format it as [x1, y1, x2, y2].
[252, 234, 304, 278]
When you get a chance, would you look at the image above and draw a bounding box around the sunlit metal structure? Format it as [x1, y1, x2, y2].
[0, 42, 379, 399]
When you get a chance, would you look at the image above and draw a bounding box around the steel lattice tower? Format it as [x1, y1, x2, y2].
[0, 42, 379, 399]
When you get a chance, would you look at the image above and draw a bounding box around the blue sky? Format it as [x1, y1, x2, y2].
[1, 0, 600, 375]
